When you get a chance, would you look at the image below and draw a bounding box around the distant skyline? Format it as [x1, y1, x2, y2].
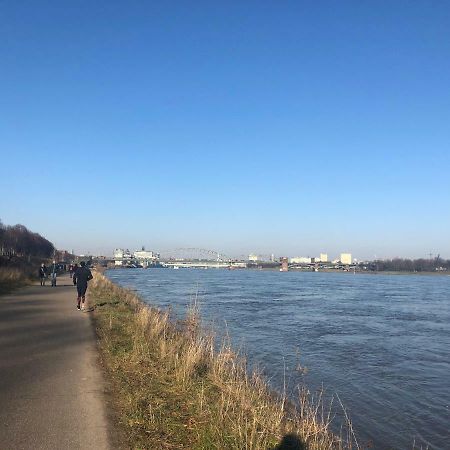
[1, 2, 449, 260]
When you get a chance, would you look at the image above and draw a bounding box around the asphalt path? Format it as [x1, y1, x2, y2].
[0, 274, 111, 450]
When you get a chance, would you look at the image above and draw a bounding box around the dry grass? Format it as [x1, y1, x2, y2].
[90, 273, 359, 450]
[0, 267, 30, 294]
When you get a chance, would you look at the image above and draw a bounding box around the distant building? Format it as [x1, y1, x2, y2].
[248, 254, 259, 262]
[290, 257, 311, 264]
[113, 249, 123, 259]
[114, 247, 159, 267]
[133, 250, 154, 260]
[55, 249, 72, 262]
[133, 249, 158, 267]
[340, 253, 352, 265]
[113, 248, 133, 266]
[319, 253, 328, 262]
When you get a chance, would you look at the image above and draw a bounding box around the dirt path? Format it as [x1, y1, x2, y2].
[0, 274, 111, 449]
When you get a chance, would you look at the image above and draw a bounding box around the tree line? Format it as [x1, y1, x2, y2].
[0, 220, 55, 261]
[362, 257, 450, 272]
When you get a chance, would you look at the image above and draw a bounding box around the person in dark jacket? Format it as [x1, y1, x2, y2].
[73, 261, 93, 310]
[49, 260, 58, 287]
[38, 263, 48, 286]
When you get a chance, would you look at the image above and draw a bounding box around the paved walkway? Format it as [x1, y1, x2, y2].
[0, 275, 111, 450]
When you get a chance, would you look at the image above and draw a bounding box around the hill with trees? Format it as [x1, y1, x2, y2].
[0, 221, 54, 261]
[0, 220, 55, 292]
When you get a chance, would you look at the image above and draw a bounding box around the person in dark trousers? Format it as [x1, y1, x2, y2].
[49, 260, 58, 287]
[38, 263, 48, 286]
[73, 261, 93, 311]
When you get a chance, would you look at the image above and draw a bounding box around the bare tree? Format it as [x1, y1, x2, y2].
[0, 222, 54, 260]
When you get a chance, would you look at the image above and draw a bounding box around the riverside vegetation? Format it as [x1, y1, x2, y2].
[0, 266, 32, 294]
[90, 272, 359, 450]
[0, 220, 55, 294]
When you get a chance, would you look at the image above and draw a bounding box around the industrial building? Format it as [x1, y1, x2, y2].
[113, 248, 132, 266]
[114, 247, 159, 267]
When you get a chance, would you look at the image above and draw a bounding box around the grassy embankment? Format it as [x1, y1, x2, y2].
[0, 267, 30, 294]
[90, 273, 358, 450]
[0, 257, 43, 294]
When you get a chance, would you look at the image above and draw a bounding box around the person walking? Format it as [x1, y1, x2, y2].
[72, 261, 93, 311]
[50, 260, 58, 287]
[38, 263, 48, 286]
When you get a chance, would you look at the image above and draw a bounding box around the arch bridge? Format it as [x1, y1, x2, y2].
[159, 247, 232, 262]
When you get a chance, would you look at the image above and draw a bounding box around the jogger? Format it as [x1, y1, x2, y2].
[72, 261, 93, 310]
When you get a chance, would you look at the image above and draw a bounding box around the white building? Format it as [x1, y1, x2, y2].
[248, 254, 259, 262]
[114, 247, 160, 267]
[113, 249, 123, 259]
[113, 248, 133, 266]
[113, 248, 124, 266]
[290, 256, 311, 264]
[340, 253, 352, 265]
[133, 249, 158, 267]
[133, 250, 155, 260]
[319, 253, 328, 262]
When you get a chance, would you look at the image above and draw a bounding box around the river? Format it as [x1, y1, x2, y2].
[106, 269, 450, 449]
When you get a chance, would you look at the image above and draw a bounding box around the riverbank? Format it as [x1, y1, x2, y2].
[90, 272, 357, 449]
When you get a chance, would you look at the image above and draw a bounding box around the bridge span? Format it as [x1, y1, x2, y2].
[162, 261, 247, 269]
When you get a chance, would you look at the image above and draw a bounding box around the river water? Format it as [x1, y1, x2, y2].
[106, 269, 450, 449]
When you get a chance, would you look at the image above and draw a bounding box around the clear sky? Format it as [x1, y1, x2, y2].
[1, 1, 449, 259]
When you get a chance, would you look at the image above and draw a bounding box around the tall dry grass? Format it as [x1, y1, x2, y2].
[91, 273, 359, 449]
[0, 267, 30, 294]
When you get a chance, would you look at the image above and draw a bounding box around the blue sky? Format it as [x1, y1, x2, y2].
[1, 1, 449, 259]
